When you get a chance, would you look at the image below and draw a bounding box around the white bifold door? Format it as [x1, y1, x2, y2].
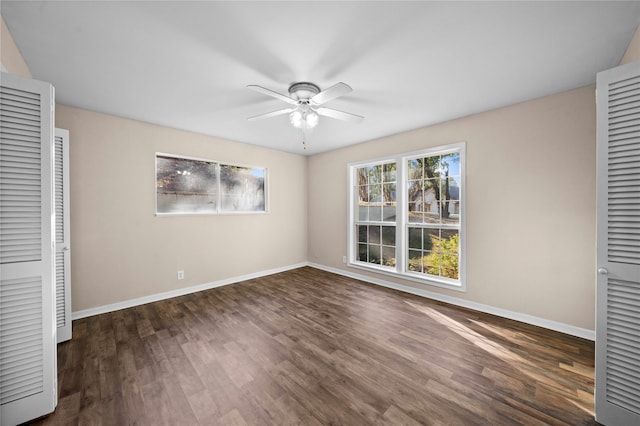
[0, 72, 57, 425]
[54, 128, 71, 343]
[595, 60, 640, 425]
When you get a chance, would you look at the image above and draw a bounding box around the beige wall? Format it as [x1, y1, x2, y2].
[620, 24, 640, 65]
[0, 15, 31, 78]
[0, 16, 610, 329]
[56, 105, 308, 311]
[308, 86, 596, 330]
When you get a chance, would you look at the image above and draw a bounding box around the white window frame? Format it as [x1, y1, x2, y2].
[348, 142, 466, 291]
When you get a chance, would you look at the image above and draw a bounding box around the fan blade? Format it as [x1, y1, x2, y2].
[316, 107, 364, 123]
[310, 82, 352, 105]
[247, 108, 295, 121]
[247, 85, 297, 105]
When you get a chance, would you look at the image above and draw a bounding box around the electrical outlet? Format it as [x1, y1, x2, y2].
[342, 256, 347, 264]
[177, 270, 185, 280]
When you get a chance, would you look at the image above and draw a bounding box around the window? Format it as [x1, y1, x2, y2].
[156, 154, 267, 214]
[349, 143, 465, 290]
[355, 162, 397, 267]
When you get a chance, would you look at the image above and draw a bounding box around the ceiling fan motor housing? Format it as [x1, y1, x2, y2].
[288, 82, 320, 101]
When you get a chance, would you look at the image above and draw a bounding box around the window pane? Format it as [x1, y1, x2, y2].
[358, 243, 367, 261]
[358, 167, 369, 186]
[358, 225, 367, 243]
[358, 185, 369, 203]
[369, 206, 382, 221]
[441, 152, 460, 177]
[408, 251, 422, 272]
[441, 177, 460, 201]
[383, 205, 396, 221]
[424, 253, 440, 276]
[423, 178, 438, 197]
[384, 163, 397, 182]
[156, 156, 217, 213]
[408, 158, 422, 180]
[383, 183, 396, 203]
[220, 164, 266, 212]
[381, 226, 395, 246]
[368, 165, 382, 184]
[368, 245, 380, 264]
[423, 202, 441, 224]
[424, 229, 439, 251]
[421, 179, 439, 224]
[408, 205, 423, 223]
[382, 246, 396, 267]
[369, 184, 382, 203]
[407, 180, 422, 203]
[383, 182, 396, 222]
[359, 205, 369, 221]
[442, 175, 461, 225]
[368, 226, 381, 244]
[440, 229, 459, 255]
[423, 156, 441, 179]
[441, 254, 459, 279]
[442, 204, 459, 225]
[408, 227, 422, 249]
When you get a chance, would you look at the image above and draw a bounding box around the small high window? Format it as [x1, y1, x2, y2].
[156, 154, 267, 215]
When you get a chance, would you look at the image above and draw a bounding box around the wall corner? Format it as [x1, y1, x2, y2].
[1, 15, 32, 78]
[620, 24, 640, 66]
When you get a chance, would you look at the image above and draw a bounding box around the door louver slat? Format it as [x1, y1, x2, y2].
[55, 135, 64, 245]
[54, 128, 71, 342]
[54, 133, 66, 330]
[606, 278, 640, 413]
[55, 252, 65, 328]
[607, 77, 640, 266]
[0, 86, 42, 265]
[0, 276, 43, 405]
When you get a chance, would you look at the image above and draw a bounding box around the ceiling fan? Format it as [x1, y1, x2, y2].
[247, 82, 364, 131]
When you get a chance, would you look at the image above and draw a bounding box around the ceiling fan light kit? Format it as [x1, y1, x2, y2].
[289, 106, 319, 129]
[247, 81, 364, 149]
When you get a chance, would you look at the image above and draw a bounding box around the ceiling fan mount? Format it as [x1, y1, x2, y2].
[288, 82, 320, 101]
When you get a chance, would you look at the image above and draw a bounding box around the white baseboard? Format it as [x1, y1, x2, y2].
[72, 261, 595, 341]
[309, 263, 595, 341]
[71, 262, 310, 320]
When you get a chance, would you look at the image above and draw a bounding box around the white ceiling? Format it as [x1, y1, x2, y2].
[2, 1, 639, 155]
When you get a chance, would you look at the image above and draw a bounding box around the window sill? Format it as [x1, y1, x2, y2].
[347, 261, 466, 292]
[155, 210, 270, 216]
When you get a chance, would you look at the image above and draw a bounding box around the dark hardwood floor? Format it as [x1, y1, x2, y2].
[31, 267, 596, 425]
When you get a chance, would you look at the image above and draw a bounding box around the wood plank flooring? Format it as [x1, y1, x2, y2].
[30, 267, 597, 425]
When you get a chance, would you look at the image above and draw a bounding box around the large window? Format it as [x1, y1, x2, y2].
[156, 154, 267, 214]
[349, 143, 465, 290]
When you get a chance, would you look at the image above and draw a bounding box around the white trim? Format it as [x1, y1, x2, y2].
[347, 142, 466, 291]
[309, 263, 595, 341]
[72, 261, 595, 341]
[348, 261, 464, 292]
[72, 262, 309, 320]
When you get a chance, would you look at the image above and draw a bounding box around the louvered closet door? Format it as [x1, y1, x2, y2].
[595, 61, 640, 426]
[54, 128, 71, 343]
[0, 72, 57, 425]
